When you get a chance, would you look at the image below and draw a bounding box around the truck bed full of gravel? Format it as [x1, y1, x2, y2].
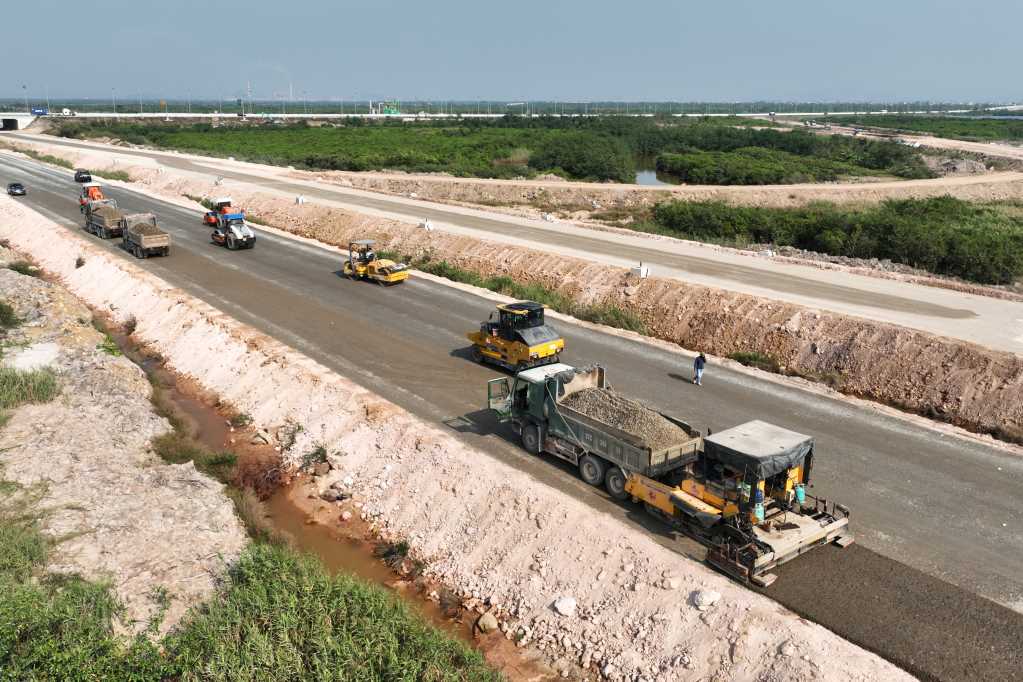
[560, 387, 689, 450]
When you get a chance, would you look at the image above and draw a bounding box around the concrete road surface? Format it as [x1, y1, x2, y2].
[8, 132, 1023, 355]
[3, 152, 1022, 680]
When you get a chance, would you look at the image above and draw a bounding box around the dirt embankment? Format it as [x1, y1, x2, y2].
[0, 197, 911, 681]
[296, 166, 1023, 211]
[0, 246, 246, 636]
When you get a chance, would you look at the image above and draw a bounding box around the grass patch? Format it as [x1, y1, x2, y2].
[1, 142, 75, 170]
[7, 261, 41, 278]
[652, 196, 1023, 284]
[300, 445, 328, 470]
[228, 412, 252, 428]
[97, 169, 133, 182]
[96, 333, 122, 356]
[0, 367, 60, 409]
[0, 300, 19, 329]
[728, 351, 782, 373]
[150, 431, 237, 480]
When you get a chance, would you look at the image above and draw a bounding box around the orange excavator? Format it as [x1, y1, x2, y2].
[78, 182, 105, 212]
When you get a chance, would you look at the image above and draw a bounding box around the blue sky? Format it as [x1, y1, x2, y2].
[2, 0, 1018, 102]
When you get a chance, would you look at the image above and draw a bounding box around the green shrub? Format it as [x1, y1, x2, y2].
[96, 334, 122, 356]
[7, 261, 40, 278]
[0, 301, 18, 329]
[728, 351, 781, 373]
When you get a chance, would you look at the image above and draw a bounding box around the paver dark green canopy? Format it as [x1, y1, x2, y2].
[703, 420, 813, 479]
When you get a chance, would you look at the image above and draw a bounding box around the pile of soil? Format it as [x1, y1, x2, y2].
[561, 387, 689, 450]
[91, 204, 120, 219]
[130, 221, 163, 235]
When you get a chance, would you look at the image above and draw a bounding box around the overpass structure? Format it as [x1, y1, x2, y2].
[0, 114, 37, 130]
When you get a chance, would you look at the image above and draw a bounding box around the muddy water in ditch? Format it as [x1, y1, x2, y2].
[114, 331, 557, 680]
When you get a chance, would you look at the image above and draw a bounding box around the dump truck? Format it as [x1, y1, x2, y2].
[121, 213, 170, 258]
[485, 364, 852, 586]
[468, 301, 564, 371]
[83, 200, 125, 239]
[486, 364, 702, 499]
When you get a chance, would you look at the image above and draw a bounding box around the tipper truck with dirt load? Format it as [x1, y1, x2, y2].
[83, 199, 125, 239]
[486, 363, 852, 586]
[121, 213, 170, 258]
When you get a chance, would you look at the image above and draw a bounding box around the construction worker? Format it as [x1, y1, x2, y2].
[693, 352, 707, 386]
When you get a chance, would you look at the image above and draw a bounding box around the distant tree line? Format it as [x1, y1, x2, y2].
[652, 196, 1023, 284]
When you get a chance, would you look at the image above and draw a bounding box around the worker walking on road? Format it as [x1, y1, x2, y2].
[693, 352, 706, 386]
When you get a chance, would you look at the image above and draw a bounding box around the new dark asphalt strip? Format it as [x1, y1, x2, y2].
[2, 153, 1021, 681]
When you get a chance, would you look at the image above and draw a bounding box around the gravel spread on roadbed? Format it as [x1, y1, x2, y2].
[560, 387, 689, 450]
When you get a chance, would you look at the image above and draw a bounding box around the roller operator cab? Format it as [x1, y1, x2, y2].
[211, 213, 256, 250]
[468, 301, 565, 371]
[341, 239, 409, 285]
[203, 196, 235, 225]
[624, 420, 853, 587]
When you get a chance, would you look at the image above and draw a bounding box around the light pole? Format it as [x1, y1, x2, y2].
[111, 88, 117, 117]
[22, 84, 28, 112]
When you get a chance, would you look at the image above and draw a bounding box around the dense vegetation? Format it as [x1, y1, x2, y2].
[651, 196, 1023, 284]
[55, 115, 932, 183]
[828, 115, 1023, 142]
[656, 147, 882, 184]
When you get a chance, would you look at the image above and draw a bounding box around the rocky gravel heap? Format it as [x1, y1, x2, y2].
[0, 256, 246, 637]
[129, 221, 163, 236]
[561, 387, 690, 450]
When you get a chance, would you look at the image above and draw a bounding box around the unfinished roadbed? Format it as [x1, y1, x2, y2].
[0, 198, 911, 680]
[6, 138, 1021, 440]
[103, 170, 1023, 443]
[0, 246, 246, 636]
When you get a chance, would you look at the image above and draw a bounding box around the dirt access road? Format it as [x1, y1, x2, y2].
[4, 152, 1023, 680]
[9, 131, 1023, 355]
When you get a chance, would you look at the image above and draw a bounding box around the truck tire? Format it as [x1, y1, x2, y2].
[604, 467, 628, 501]
[521, 424, 542, 455]
[579, 455, 606, 487]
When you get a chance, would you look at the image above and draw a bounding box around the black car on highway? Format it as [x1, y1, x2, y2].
[74, 169, 92, 183]
[6, 182, 26, 196]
